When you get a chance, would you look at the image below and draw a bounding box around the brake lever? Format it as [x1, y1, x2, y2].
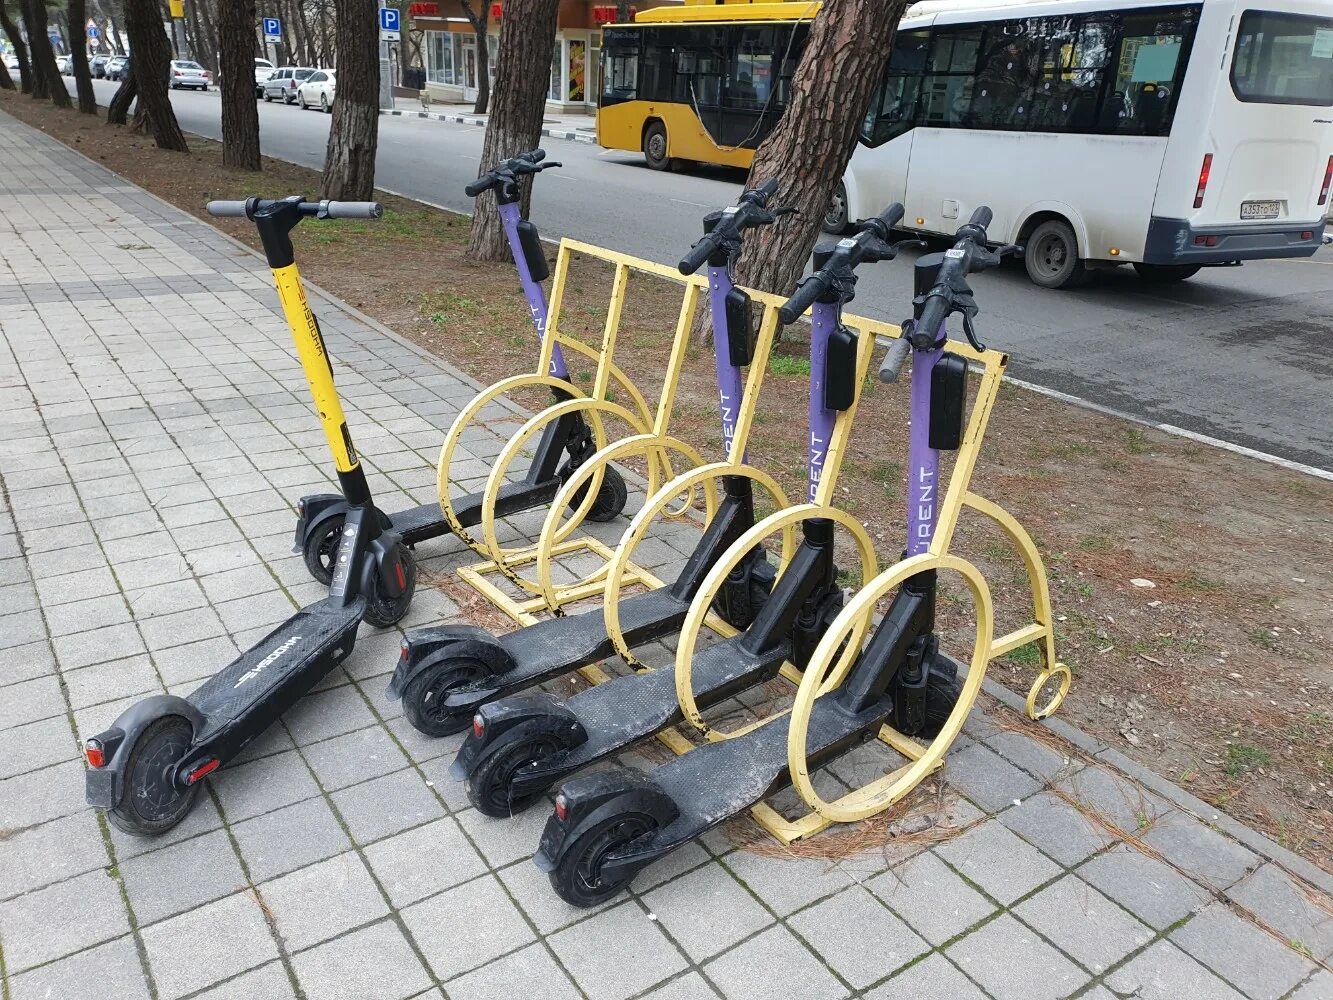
[961, 312, 987, 353]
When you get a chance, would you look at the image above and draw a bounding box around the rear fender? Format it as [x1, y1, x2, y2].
[385, 625, 513, 700]
[83, 695, 203, 809]
[451, 693, 586, 781]
[534, 767, 679, 874]
[293, 493, 346, 553]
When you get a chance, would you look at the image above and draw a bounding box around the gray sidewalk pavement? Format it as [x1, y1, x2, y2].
[2, 108, 1331, 1000]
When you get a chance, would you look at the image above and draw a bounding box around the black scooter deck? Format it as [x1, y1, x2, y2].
[190, 597, 361, 746]
[453, 588, 690, 707]
[390, 478, 561, 545]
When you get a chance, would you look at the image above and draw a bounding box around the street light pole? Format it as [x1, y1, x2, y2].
[168, 0, 187, 58]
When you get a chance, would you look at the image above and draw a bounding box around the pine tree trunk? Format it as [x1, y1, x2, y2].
[0, 58, 13, 90]
[109, 8, 127, 54]
[198, 0, 221, 73]
[24, 0, 72, 106]
[186, 0, 209, 72]
[219, 0, 261, 169]
[467, 0, 558, 260]
[69, 0, 99, 113]
[124, 0, 189, 150]
[733, 0, 907, 301]
[0, 7, 31, 93]
[107, 64, 138, 123]
[320, 0, 378, 200]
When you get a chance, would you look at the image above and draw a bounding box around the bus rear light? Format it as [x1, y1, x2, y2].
[1194, 235, 1219, 247]
[1193, 154, 1213, 209]
[1302, 231, 1313, 240]
[1319, 156, 1332, 206]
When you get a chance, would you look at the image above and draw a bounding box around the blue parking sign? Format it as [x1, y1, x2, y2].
[262, 17, 281, 38]
[379, 7, 400, 32]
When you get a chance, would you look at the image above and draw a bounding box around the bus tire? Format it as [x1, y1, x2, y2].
[643, 121, 671, 171]
[823, 181, 850, 234]
[1133, 263, 1201, 283]
[1024, 219, 1089, 289]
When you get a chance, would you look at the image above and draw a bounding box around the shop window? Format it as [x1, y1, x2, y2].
[568, 39, 587, 101]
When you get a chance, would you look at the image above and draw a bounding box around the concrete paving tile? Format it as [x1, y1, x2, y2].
[260, 851, 389, 952]
[999, 789, 1117, 867]
[210, 747, 322, 823]
[1226, 863, 1333, 962]
[1077, 843, 1211, 931]
[0, 868, 129, 972]
[188, 960, 297, 1000]
[401, 873, 537, 982]
[363, 816, 487, 908]
[33, 565, 120, 607]
[548, 900, 688, 1000]
[0, 759, 86, 828]
[292, 918, 432, 1000]
[0, 809, 107, 900]
[703, 923, 849, 1000]
[946, 913, 1089, 1000]
[1055, 764, 1173, 837]
[1289, 971, 1333, 999]
[944, 740, 1046, 813]
[120, 828, 248, 926]
[722, 846, 855, 917]
[868, 848, 997, 946]
[1140, 809, 1260, 892]
[790, 885, 931, 989]
[1104, 940, 1247, 1000]
[6, 934, 150, 1000]
[642, 862, 774, 962]
[456, 799, 555, 869]
[282, 682, 377, 746]
[0, 673, 65, 729]
[230, 795, 353, 882]
[445, 941, 583, 1000]
[1171, 901, 1316, 1000]
[303, 723, 410, 795]
[935, 819, 1063, 906]
[1014, 875, 1154, 973]
[141, 890, 281, 1000]
[330, 766, 447, 844]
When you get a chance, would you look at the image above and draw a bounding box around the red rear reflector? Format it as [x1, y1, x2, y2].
[554, 794, 569, 822]
[1194, 153, 1213, 210]
[1319, 155, 1332, 206]
[399, 639, 411, 661]
[395, 561, 406, 591]
[85, 741, 106, 769]
[186, 759, 220, 784]
[472, 714, 485, 739]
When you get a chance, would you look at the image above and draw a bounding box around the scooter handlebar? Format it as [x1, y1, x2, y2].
[322, 201, 383, 219]
[464, 179, 488, 197]
[205, 198, 382, 220]
[678, 236, 717, 276]
[778, 274, 825, 325]
[206, 200, 249, 217]
[969, 205, 993, 229]
[878, 336, 911, 383]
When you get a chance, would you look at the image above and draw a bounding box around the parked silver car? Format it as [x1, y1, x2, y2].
[106, 55, 130, 81]
[168, 59, 210, 90]
[261, 66, 315, 104]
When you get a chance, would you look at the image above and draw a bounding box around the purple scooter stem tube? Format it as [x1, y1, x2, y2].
[706, 265, 747, 461]
[806, 299, 839, 504]
[905, 325, 944, 557]
[497, 200, 569, 381]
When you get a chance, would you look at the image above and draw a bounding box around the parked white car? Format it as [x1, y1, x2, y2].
[253, 57, 274, 97]
[56, 55, 72, 75]
[168, 59, 210, 90]
[261, 66, 315, 104]
[295, 70, 335, 112]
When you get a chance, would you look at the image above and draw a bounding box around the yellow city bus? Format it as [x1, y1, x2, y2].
[597, 2, 819, 170]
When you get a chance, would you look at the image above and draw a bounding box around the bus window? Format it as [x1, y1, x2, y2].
[921, 26, 982, 126]
[862, 29, 929, 146]
[1101, 8, 1198, 135]
[673, 27, 726, 108]
[1231, 10, 1333, 106]
[972, 22, 1042, 129]
[1027, 15, 1114, 132]
[602, 29, 641, 105]
[727, 27, 774, 108]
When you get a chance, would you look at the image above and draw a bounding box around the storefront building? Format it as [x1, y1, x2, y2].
[409, 0, 680, 112]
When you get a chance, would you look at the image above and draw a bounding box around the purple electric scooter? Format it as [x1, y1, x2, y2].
[537, 207, 1010, 907]
[292, 150, 627, 584]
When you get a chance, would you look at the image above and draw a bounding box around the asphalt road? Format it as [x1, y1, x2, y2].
[94, 80, 1333, 470]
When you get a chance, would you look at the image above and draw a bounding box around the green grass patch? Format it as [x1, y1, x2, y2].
[769, 355, 812, 377]
[1224, 743, 1270, 776]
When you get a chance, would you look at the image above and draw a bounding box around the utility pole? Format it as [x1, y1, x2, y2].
[168, 0, 187, 58]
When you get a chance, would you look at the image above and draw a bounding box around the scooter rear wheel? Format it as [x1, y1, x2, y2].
[572, 465, 628, 523]
[550, 811, 657, 907]
[402, 659, 490, 737]
[363, 548, 418, 629]
[466, 733, 562, 817]
[107, 716, 200, 837]
[302, 514, 345, 587]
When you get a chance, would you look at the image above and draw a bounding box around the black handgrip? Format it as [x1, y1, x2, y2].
[523, 148, 546, 163]
[206, 200, 248, 217]
[778, 274, 825, 325]
[678, 234, 718, 275]
[464, 178, 487, 197]
[323, 201, 382, 220]
[969, 206, 993, 229]
[756, 177, 778, 200]
[879, 203, 906, 229]
[915, 294, 951, 346]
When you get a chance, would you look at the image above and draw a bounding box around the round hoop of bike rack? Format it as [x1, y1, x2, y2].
[478, 396, 662, 575]
[534, 433, 712, 614]
[787, 552, 994, 824]
[673, 503, 879, 741]
[1027, 663, 1073, 720]
[601, 461, 795, 666]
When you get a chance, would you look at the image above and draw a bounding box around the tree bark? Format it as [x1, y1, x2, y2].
[124, 0, 189, 149]
[69, 0, 99, 113]
[0, 5, 28, 92]
[733, 0, 907, 302]
[467, 0, 557, 259]
[219, 0, 261, 169]
[108, 7, 126, 53]
[107, 63, 137, 123]
[320, 0, 378, 200]
[23, 0, 72, 106]
[0, 56, 13, 90]
[459, 0, 489, 114]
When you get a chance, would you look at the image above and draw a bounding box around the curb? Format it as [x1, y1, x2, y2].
[16, 108, 1332, 904]
[381, 107, 597, 144]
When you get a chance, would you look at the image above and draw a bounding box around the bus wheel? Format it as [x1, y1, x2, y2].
[823, 182, 850, 235]
[643, 122, 671, 171]
[1024, 219, 1089, 289]
[1133, 263, 1201, 283]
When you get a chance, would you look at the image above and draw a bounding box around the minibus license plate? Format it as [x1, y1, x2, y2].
[1240, 201, 1280, 220]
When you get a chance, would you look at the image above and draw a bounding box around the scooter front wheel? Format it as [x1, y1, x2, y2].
[107, 716, 201, 837]
[467, 733, 562, 817]
[572, 465, 628, 523]
[550, 811, 657, 907]
[302, 513, 345, 586]
[363, 548, 418, 628]
[402, 659, 490, 737]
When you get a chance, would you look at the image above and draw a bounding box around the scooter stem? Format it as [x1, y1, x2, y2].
[497, 200, 569, 380]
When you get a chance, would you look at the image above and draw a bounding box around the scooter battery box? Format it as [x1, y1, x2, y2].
[725, 287, 756, 367]
[930, 351, 968, 450]
[518, 219, 550, 282]
[825, 325, 859, 411]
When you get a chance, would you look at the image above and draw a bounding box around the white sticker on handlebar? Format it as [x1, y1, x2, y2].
[837, 238, 857, 249]
[723, 207, 739, 216]
[945, 248, 966, 258]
